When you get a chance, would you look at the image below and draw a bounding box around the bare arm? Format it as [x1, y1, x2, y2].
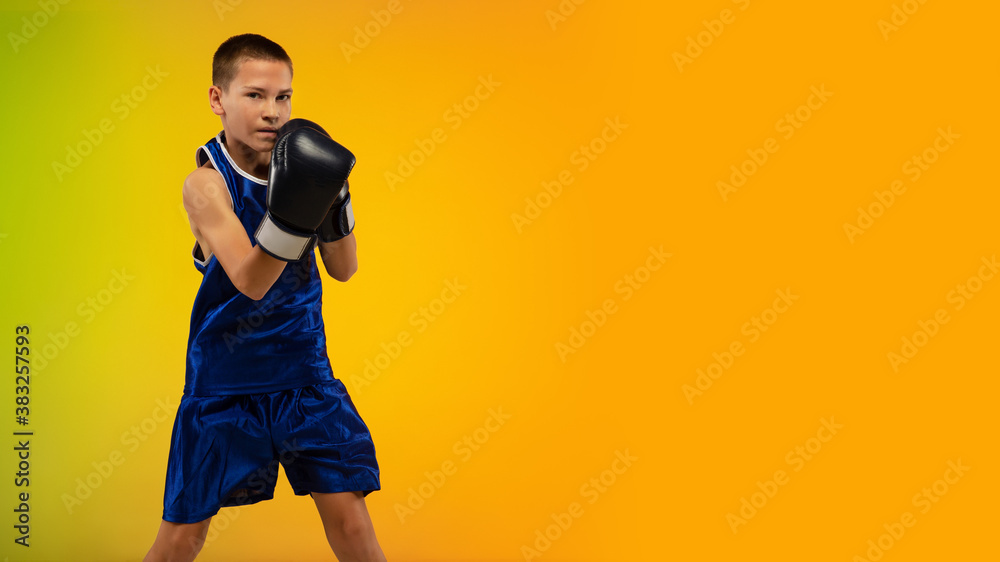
[183, 167, 286, 300]
[318, 232, 358, 282]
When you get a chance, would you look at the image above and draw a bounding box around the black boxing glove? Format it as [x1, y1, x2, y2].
[254, 118, 356, 261]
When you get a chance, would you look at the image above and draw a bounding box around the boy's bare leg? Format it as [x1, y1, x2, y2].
[312, 491, 387, 562]
[143, 518, 213, 562]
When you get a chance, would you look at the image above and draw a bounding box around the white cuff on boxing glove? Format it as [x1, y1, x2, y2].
[344, 197, 355, 232]
[318, 193, 355, 243]
[255, 212, 317, 261]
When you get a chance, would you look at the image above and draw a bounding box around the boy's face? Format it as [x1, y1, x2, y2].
[211, 58, 292, 154]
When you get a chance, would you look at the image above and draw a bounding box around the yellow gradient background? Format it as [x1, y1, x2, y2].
[1, 0, 997, 560]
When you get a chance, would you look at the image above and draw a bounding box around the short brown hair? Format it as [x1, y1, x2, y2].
[212, 33, 292, 92]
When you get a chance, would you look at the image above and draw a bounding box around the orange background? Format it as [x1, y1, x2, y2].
[1, 0, 997, 560]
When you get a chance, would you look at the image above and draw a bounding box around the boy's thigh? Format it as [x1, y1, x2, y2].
[310, 490, 370, 524]
[267, 381, 381, 497]
[153, 517, 213, 544]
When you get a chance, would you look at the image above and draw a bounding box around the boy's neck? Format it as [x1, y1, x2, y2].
[222, 132, 270, 180]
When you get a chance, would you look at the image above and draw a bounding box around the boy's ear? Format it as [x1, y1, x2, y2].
[209, 85, 225, 116]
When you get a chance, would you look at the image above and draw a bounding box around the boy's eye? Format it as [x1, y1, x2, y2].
[247, 93, 289, 101]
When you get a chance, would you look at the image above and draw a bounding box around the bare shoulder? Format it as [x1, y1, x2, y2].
[183, 163, 229, 214]
[184, 163, 224, 195]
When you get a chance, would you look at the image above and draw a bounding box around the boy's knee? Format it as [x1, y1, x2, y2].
[182, 531, 207, 552]
[159, 533, 203, 560]
[319, 507, 370, 545]
[337, 514, 370, 541]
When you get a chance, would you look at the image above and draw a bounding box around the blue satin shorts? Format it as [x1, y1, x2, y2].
[161, 380, 381, 524]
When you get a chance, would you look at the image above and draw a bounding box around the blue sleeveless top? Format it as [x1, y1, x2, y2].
[184, 132, 335, 396]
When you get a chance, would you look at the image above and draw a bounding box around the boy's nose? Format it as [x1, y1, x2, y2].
[263, 101, 279, 119]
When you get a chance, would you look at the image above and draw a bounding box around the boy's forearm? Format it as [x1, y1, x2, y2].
[229, 245, 288, 300]
[319, 233, 358, 282]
